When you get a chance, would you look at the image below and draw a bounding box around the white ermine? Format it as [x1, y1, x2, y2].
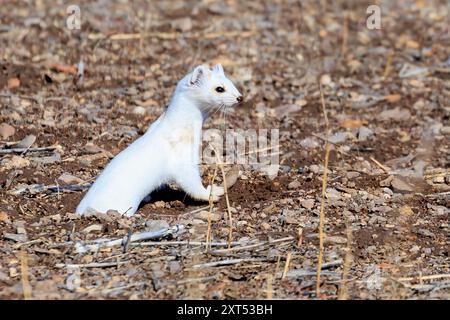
[76, 64, 243, 216]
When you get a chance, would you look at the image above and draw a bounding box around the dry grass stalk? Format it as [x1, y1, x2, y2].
[382, 53, 394, 78]
[211, 148, 234, 249]
[88, 30, 257, 41]
[281, 252, 292, 279]
[297, 227, 303, 247]
[274, 255, 282, 279]
[266, 273, 273, 299]
[370, 156, 391, 174]
[218, 163, 233, 249]
[205, 165, 219, 252]
[316, 82, 331, 298]
[338, 218, 353, 300]
[340, 13, 348, 56]
[19, 250, 32, 300]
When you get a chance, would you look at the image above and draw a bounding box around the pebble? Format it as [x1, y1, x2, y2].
[1, 155, 30, 170]
[416, 229, 434, 237]
[168, 261, 181, 274]
[0, 123, 15, 139]
[390, 177, 414, 193]
[409, 245, 420, 253]
[261, 222, 271, 230]
[300, 137, 319, 149]
[236, 220, 248, 227]
[326, 188, 342, 200]
[379, 107, 411, 121]
[193, 211, 221, 222]
[4, 233, 28, 242]
[325, 236, 347, 244]
[358, 126, 374, 141]
[329, 132, 351, 144]
[171, 17, 192, 32]
[288, 180, 301, 189]
[301, 199, 315, 209]
[0, 211, 11, 223]
[440, 126, 450, 135]
[57, 173, 83, 185]
[309, 164, 320, 174]
[133, 106, 146, 115]
[432, 176, 445, 184]
[145, 220, 169, 231]
[346, 171, 360, 179]
[382, 187, 393, 196]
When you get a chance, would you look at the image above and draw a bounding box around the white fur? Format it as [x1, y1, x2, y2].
[76, 64, 242, 216]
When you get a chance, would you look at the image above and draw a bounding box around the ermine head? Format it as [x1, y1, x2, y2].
[177, 64, 243, 113]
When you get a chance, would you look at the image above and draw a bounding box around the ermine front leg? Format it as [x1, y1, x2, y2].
[175, 165, 224, 202]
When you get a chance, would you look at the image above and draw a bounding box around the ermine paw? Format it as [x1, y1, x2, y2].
[206, 184, 225, 202]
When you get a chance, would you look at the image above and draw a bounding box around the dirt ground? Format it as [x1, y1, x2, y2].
[0, 0, 449, 300]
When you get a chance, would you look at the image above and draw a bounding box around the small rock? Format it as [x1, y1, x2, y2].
[432, 176, 445, 184]
[145, 220, 169, 232]
[309, 165, 320, 174]
[301, 199, 315, 209]
[4, 233, 28, 242]
[153, 201, 166, 209]
[382, 187, 393, 196]
[325, 236, 347, 244]
[168, 261, 181, 274]
[57, 173, 83, 185]
[171, 17, 192, 32]
[132, 106, 146, 115]
[326, 188, 342, 200]
[280, 165, 291, 173]
[440, 126, 450, 135]
[358, 126, 373, 141]
[82, 224, 103, 234]
[409, 245, 420, 253]
[0, 123, 15, 139]
[346, 171, 360, 179]
[15, 134, 36, 149]
[0, 211, 11, 223]
[283, 216, 298, 224]
[66, 273, 81, 292]
[236, 220, 248, 227]
[391, 176, 414, 193]
[416, 229, 434, 238]
[260, 164, 279, 179]
[380, 175, 394, 187]
[300, 137, 319, 149]
[329, 132, 351, 144]
[1, 155, 30, 170]
[261, 222, 271, 230]
[379, 107, 411, 121]
[320, 74, 332, 86]
[82, 143, 104, 154]
[273, 104, 302, 117]
[224, 166, 239, 188]
[288, 180, 301, 189]
[193, 211, 221, 222]
[30, 152, 60, 165]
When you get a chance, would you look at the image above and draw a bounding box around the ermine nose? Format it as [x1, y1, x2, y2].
[237, 96, 243, 103]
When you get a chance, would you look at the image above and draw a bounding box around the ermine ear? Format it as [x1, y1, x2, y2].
[190, 65, 206, 86]
[213, 63, 224, 75]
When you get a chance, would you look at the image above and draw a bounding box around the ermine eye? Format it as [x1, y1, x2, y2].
[215, 86, 225, 93]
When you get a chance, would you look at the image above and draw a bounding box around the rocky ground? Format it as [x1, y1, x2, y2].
[0, 0, 449, 299]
